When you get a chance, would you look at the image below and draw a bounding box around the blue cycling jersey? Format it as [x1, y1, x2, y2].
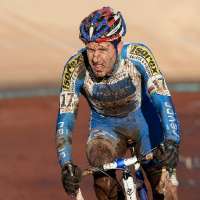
[56, 43, 180, 167]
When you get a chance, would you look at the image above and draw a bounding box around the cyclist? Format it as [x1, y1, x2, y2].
[56, 6, 180, 200]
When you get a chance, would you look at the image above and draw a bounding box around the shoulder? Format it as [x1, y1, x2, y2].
[122, 42, 160, 76]
[62, 48, 86, 90]
[64, 48, 86, 70]
[122, 42, 153, 60]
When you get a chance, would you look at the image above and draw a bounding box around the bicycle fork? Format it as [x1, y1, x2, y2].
[122, 169, 137, 200]
[127, 140, 148, 200]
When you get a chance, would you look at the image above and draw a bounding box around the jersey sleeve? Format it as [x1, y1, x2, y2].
[126, 43, 180, 143]
[56, 52, 85, 167]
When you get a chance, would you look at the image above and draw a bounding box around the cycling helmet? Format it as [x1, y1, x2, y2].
[79, 7, 126, 43]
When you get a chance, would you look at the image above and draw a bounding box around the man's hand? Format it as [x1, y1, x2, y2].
[61, 162, 82, 196]
[155, 139, 179, 169]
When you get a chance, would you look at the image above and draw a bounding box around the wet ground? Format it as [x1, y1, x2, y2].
[0, 92, 199, 200]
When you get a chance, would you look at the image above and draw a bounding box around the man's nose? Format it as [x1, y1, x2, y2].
[92, 51, 99, 63]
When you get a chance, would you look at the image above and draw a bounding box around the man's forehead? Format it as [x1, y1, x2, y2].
[86, 42, 111, 49]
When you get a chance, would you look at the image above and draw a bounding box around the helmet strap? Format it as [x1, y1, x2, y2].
[112, 38, 121, 58]
[110, 38, 121, 74]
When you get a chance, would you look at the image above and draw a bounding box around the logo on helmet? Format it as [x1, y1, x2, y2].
[89, 23, 94, 40]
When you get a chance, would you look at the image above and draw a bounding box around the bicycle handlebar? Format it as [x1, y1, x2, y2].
[77, 148, 157, 200]
[81, 152, 154, 177]
[103, 151, 153, 169]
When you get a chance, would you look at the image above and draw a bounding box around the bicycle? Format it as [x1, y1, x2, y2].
[76, 139, 156, 200]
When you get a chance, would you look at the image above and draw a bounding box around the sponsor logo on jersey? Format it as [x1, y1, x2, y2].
[129, 45, 160, 76]
[62, 54, 83, 91]
[164, 102, 179, 139]
[92, 77, 136, 102]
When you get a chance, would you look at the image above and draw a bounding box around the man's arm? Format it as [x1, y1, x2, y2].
[127, 43, 180, 144]
[56, 52, 85, 168]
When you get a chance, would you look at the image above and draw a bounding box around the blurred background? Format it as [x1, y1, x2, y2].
[0, 0, 199, 199]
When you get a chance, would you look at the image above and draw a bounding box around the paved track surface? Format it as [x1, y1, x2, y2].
[0, 92, 199, 200]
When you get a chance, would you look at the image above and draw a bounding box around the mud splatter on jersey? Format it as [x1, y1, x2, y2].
[56, 43, 180, 166]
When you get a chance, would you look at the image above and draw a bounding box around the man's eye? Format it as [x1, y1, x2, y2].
[87, 48, 107, 53]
